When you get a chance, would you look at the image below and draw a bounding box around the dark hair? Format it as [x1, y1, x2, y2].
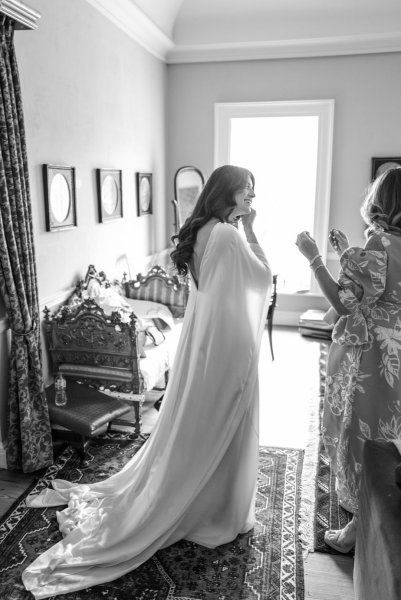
[170, 165, 254, 276]
[361, 167, 401, 235]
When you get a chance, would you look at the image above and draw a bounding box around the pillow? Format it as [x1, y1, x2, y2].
[136, 326, 165, 359]
[137, 330, 147, 359]
[144, 325, 165, 346]
[124, 299, 175, 331]
[87, 278, 101, 298]
[125, 299, 173, 359]
[66, 290, 82, 309]
[89, 283, 133, 322]
[63, 268, 130, 320]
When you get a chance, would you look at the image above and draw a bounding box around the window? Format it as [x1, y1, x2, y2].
[215, 100, 334, 294]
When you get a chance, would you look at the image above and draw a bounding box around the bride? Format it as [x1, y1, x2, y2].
[22, 164, 272, 599]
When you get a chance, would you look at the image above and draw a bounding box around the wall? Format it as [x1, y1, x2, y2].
[0, 0, 168, 466]
[2, 6, 401, 463]
[17, 0, 168, 300]
[166, 51, 401, 319]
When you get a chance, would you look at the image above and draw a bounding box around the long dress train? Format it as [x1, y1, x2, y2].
[22, 222, 272, 599]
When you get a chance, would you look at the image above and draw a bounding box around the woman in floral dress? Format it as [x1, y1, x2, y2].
[296, 166, 401, 552]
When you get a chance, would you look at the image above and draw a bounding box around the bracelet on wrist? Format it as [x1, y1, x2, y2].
[309, 253, 322, 266]
[313, 263, 325, 276]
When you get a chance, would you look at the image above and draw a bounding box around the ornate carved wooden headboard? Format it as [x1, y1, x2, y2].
[43, 299, 143, 393]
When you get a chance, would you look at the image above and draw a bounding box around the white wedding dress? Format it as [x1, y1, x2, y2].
[22, 222, 272, 599]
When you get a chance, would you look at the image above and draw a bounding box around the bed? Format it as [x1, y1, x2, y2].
[43, 264, 189, 395]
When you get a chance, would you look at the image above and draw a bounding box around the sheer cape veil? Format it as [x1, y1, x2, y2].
[22, 222, 272, 599]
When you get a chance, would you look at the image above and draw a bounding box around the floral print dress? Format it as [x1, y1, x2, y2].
[323, 230, 401, 514]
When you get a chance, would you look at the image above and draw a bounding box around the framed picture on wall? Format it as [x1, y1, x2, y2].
[371, 157, 401, 181]
[96, 168, 123, 222]
[43, 164, 77, 232]
[136, 172, 152, 216]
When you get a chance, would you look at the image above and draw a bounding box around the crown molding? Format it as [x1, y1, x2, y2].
[0, 0, 41, 30]
[82, 3, 401, 64]
[166, 31, 401, 64]
[85, 0, 174, 61]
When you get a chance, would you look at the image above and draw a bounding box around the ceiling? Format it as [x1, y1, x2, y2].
[88, 0, 401, 63]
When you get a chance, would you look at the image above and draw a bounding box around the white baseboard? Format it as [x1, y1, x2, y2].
[0, 441, 7, 469]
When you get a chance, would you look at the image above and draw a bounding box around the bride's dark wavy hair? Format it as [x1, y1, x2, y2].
[361, 167, 401, 236]
[170, 165, 254, 276]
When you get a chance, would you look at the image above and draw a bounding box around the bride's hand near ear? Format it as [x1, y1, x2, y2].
[241, 208, 256, 230]
[241, 209, 258, 243]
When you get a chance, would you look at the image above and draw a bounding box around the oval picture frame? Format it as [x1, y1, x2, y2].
[96, 168, 123, 222]
[136, 172, 153, 216]
[43, 164, 77, 232]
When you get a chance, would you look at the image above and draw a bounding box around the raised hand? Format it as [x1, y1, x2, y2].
[329, 228, 349, 256]
[295, 231, 320, 262]
[241, 208, 257, 230]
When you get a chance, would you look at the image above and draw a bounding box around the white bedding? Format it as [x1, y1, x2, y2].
[139, 319, 183, 390]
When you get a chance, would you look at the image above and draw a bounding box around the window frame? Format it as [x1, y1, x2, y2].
[214, 99, 335, 294]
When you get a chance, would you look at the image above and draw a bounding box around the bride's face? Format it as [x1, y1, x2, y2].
[230, 176, 255, 219]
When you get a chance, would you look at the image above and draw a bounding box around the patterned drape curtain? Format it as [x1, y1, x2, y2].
[0, 17, 53, 472]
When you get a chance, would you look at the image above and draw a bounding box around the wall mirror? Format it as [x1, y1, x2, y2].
[43, 164, 77, 232]
[172, 165, 205, 231]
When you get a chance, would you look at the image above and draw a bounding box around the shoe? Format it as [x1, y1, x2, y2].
[324, 517, 356, 553]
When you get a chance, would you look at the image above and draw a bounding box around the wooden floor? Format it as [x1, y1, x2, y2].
[0, 326, 354, 599]
[258, 326, 354, 600]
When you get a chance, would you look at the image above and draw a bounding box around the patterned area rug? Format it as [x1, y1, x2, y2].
[0, 437, 305, 599]
[314, 342, 353, 555]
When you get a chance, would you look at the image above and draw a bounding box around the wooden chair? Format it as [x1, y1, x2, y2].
[267, 274, 278, 361]
[45, 380, 133, 465]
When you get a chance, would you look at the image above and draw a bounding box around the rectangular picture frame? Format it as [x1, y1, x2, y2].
[371, 157, 401, 181]
[96, 168, 123, 222]
[136, 172, 153, 216]
[43, 164, 77, 232]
